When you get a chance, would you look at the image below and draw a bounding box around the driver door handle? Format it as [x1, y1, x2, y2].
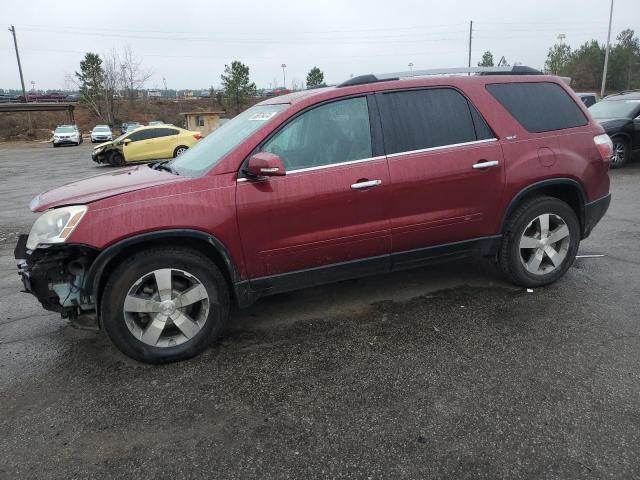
[351, 179, 382, 190]
[472, 160, 500, 169]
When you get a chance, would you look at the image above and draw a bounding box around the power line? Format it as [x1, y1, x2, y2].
[15, 21, 469, 36]
[16, 27, 469, 44]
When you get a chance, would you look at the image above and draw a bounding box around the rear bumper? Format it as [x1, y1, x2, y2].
[583, 193, 611, 239]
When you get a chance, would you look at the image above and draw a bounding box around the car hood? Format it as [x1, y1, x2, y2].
[94, 139, 115, 148]
[30, 165, 187, 212]
[595, 117, 632, 131]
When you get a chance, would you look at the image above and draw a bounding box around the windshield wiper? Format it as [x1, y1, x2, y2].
[149, 160, 179, 175]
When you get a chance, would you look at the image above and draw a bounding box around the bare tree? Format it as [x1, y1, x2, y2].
[102, 49, 123, 125]
[120, 44, 153, 102]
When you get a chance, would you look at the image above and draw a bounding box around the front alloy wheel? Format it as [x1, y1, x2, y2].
[101, 247, 230, 363]
[123, 268, 209, 347]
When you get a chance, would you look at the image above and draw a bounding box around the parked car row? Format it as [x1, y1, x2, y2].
[1, 92, 79, 103]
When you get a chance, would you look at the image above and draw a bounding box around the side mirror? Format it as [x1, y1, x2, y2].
[122, 138, 132, 145]
[244, 152, 286, 178]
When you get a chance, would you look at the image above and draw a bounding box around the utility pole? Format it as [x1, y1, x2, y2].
[600, 0, 614, 97]
[281, 64, 287, 89]
[8, 24, 32, 134]
[467, 21, 473, 74]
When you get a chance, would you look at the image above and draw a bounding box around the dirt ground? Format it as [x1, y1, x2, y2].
[0, 98, 227, 141]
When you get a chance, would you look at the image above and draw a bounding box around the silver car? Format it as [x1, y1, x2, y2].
[90, 125, 113, 143]
[52, 125, 82, 147]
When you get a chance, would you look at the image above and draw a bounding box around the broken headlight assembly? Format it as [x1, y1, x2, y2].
[26, 205, 87, 250]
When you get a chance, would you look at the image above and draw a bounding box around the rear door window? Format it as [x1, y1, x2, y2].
[378, 88, 490, 155]
[157, 128, 179, 137]
[486, 82, 588, 133]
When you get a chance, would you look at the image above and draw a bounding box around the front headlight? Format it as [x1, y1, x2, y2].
[26, 205, 87, 250]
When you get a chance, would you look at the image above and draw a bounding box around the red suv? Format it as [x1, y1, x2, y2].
[15, 66, 612, 363]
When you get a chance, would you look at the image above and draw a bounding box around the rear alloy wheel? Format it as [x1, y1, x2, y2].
[174, 145, 188, 157]
[101, 248, 230, 363]
[518, 213, 570, 276]
[610, 137, 629, 169]
[499, 196, 580, 287]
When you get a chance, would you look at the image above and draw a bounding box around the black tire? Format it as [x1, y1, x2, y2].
[109, 151, 125, 167]
[173, 145, 189, 158]
[53, 143, 58, 148]
[101, 247, 230, 364]
[610, 137, 630, 169]
[498, 196, 580, 288]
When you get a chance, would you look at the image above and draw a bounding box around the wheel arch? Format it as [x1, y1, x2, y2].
[83, 229, 244, 318]
[501, 179, 587, 238]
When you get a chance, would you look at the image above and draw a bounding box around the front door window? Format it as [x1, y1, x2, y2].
[262, 96, 373, 171]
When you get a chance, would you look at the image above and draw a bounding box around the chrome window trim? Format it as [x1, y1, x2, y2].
[236, 138, 497, 182]
[287, 155, 386, 174]
[237, 155, 386, 182]
[386, 138, 497, 159]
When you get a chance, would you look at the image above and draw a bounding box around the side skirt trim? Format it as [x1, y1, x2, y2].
[236, 235, 502, 307]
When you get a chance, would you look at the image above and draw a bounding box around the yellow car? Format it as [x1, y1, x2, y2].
[92, 125, 203, 166]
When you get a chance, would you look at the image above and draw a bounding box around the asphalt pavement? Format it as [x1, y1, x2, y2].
[0, 142, 639, 479]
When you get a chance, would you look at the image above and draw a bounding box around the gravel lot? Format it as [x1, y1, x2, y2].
[1, 142, 639, 479]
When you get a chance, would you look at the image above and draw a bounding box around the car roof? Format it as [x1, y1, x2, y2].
[257, 74, 566, 108]
[134, 125, 181, 131]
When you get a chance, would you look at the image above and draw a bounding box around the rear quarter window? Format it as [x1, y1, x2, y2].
[486, 82, 588, 133]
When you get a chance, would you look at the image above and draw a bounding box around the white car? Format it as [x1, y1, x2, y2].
[90, 125, 113, 143]
[52, 125, 82, 147]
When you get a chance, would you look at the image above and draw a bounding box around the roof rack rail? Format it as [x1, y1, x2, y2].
[337, 65, 542, 87]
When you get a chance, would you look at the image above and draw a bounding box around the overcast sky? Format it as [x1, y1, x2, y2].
[2, 0, 639, 91]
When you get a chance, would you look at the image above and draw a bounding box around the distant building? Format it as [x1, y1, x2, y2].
[181, 110, 226, 136]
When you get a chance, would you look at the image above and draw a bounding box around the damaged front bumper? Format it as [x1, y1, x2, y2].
[15, 234, 100, 329]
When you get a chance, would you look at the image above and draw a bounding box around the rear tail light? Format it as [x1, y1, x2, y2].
[594, 134, 613, 162]
[193, 133, 203, 140]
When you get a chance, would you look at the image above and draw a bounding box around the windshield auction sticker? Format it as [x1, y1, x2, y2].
[248, 111, 278, 121]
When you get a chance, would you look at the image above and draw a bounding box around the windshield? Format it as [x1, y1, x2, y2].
[94, 126, 110, 132]
[170, 104, 289, 177]
[589, 99, 640, 119]
[55, 126, 75, 133]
